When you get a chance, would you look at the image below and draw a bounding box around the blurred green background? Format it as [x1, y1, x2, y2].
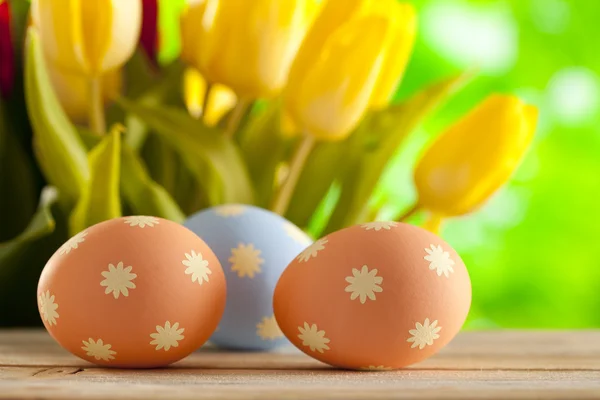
[2, 0, 598, 328]
[383, 0, 600, 328]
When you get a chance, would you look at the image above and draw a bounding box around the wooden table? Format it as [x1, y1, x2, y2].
[1, 330, 599, 399]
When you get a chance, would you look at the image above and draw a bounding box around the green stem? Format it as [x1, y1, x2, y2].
[271, 134, 315, 215]
[88, 76, 106, 135]
[224, 97, 250, 139]
[200, 82, 213, 121]
[396, 203, 420, 222]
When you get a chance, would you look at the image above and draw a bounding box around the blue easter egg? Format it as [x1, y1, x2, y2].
[184, 204, 312, 350]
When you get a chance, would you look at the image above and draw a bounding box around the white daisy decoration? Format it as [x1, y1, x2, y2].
[150, 321, 185, 351]
[296, 238, 328, 263]
[58, 230, 88, 255]
[182, 250, 212, 285]
[283, 222, 312, 245]
[407, 318, 442, 350]
[229, 243, 264, 278]
[81, 338, 116, 361]
[123, 215, 160, 228]
[38, 290, 59, 326]
[360, 365, 393, 371]
[360, 221, 398, 231]
[424, 244, 455, 278]
[344, 265, 383, 304]
[297, 322, 330, 353]
[100, 262, 137, 299]
[256, 315, 284, 340]
[214, 204, 246, 217]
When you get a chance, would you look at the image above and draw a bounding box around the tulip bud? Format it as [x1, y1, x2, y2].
[183, 67, 236, 126]
[46, 62, 121, 124]
[285, 16, 390, 141]
[369, 1, 416, 109]
[284, 0, 416, 141]
[31, 0, 142, 77]
[414, 94, 538, 217]
[180, 0, 320, 99]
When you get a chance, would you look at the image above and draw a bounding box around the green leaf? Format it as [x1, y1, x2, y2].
[324, 73, 468, 233]
[69, 127, 122, 235]
[116, 97, 255, 205]
[24, 28, 89, 206]
[124, 59, 186, 151]
[124, 50, 158, 99]
[0, 100, 37, 241]
[141, 134, 178, 195]
[121, 144, 185, 222]
[0, 186, 68, 326]
[239, 103, 292, 207]
[141, 134, 206, 213]
[285, 138, 355, 229]
[0, 186, 58, 282]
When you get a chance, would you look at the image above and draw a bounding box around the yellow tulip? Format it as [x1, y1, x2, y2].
[47, 62, 121, 125]
[284, 0, 417, 141]
[180, 0, 320, 99]
[280, 110, 300, 139]
[183, 68, 237, 127]
[31, 0, 142, 76]
[413, 94, 538, 217]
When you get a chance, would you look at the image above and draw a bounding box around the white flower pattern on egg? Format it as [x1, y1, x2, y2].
[344, 265, 383, 304]
[360, 221, 398, 231]
[229, 243, 264, 278]
[124, 216, 159, 228]
[38, 290, 59, 326]
[256, 315, 284, 340]
[150, 321, 185, 351]
[214, 204, 246, 217]
[58, 230, 88, 255]
[182, 250, 212, 285]
[100, 262, 137, 299]
[296, 238, 328, 263]
[82, 338, 116, 361]
[297, 322, 330, 353]
[407, 318, 441, 350]
[424, 244, 455, 278]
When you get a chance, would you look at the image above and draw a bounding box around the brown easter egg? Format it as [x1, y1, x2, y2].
[273, 221, 471, 370]
[37, 216, 226, 368]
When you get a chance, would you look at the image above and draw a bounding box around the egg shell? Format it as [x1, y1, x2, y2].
[37, 216, 226, 368]
[273, 221, 471, 370]
[184, 204, 312, 350]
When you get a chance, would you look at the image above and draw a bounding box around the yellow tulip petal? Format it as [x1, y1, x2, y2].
[288, 0, 365, 89]
[80, 0, 112, 74]
[99, 0, 142, 73]
[182, 0, 320, 98]
[414, 94, 538, 216]
[285, 16, 390, 141]
[31, 0, 141, 76]
[180, 0, 207, 71]
[369, 2, 417, 108]
[183, 68, 237, 126]
[280, 110, 300, 139]
[31, 0, 87, 73]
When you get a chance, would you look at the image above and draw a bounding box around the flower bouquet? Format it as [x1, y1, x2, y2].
[0, 0, 536, 325]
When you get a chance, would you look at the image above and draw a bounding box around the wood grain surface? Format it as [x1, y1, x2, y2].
[1, 330, 599, 399]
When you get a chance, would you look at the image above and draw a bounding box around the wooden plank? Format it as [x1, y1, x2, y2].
[0, 330, 599, 399]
